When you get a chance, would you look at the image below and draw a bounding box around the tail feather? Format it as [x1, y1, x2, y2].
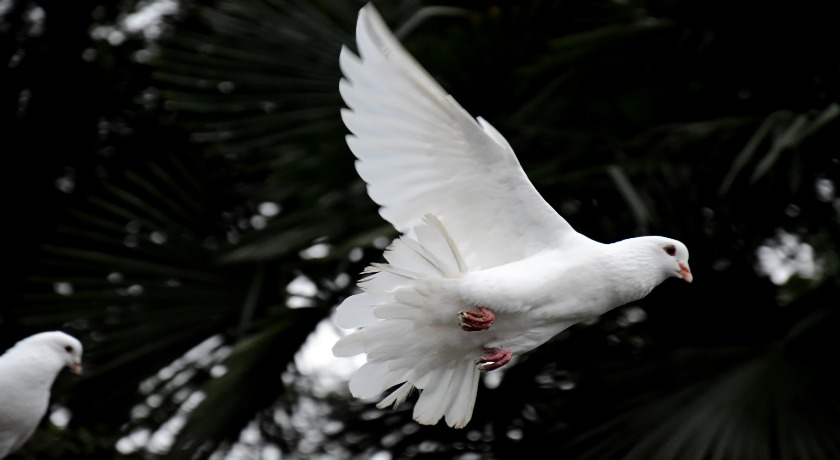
[332, 318, 413, 358]
[334, 292, 388, 329]
[413, 366, 456, 424]
[373, 302, 420, 320]
[332, 214, 481, 428]
[358, 270, 411, 293]
[376, 381, 414, 409]
[349, 361, 415, 399]
[445, 362, 480, 429]
[368, 262, 425, 280]
[412, 362, 480, 429]
[348, 361, 390, 398]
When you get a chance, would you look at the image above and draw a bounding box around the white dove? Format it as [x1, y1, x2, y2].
[332, 4, 692, 429]
[0, 331, 83, 458]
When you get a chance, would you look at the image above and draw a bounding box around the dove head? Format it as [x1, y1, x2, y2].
[614, 236, 692, 286]
[23, 331, 84, 375]
[642, 236, 692, 283]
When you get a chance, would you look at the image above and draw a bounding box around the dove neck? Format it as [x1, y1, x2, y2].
[604, 238, 669, 302]
[1, 344, 66, 390]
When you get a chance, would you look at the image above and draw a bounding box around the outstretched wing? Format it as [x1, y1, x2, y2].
[340, 4, 582, 270]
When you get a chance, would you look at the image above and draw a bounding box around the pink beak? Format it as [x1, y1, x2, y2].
[71, 362, 83, 375]
[679, 262, 693, 283]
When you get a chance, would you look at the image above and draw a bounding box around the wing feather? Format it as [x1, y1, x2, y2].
[341, 4, 584, 269]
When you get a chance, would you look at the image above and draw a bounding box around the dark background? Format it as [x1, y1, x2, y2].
[3, 0, 839, 458]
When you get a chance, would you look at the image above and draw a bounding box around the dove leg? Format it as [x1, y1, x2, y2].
[478, 347, 512, 371]
[458, 305, 495, 331]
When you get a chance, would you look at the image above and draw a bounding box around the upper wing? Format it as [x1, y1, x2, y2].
[340, 4, 582, 270]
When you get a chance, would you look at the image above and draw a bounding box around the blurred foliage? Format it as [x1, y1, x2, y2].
[3, 0, 839, 459]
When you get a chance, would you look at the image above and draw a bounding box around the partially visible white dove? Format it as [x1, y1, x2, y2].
[332, 4, 693, 428]
[0, 331, 83, 458]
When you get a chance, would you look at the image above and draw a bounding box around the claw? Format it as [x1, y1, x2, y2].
[458, 306, 495, 331]
[478, 347, 512, 371]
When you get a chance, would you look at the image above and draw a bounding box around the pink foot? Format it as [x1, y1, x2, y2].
[458, 306, 495, 331]
[478, 347, 512, 371]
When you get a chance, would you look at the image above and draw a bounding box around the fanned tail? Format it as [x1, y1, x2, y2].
[332, 214, 480, 428]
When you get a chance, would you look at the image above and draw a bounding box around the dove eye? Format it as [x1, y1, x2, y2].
[663, 245, 676, 257]
[64, 345, 73, 353]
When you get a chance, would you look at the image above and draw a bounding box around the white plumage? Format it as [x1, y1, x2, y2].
[333, 4, 693, 428]
[0, 331, 83, 458]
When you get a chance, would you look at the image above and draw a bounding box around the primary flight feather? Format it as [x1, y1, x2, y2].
[333, 4, 692, 428]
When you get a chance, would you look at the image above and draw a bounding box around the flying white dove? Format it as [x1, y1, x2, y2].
[332, 4, 692, 428]
[0, 331, 83, 458]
